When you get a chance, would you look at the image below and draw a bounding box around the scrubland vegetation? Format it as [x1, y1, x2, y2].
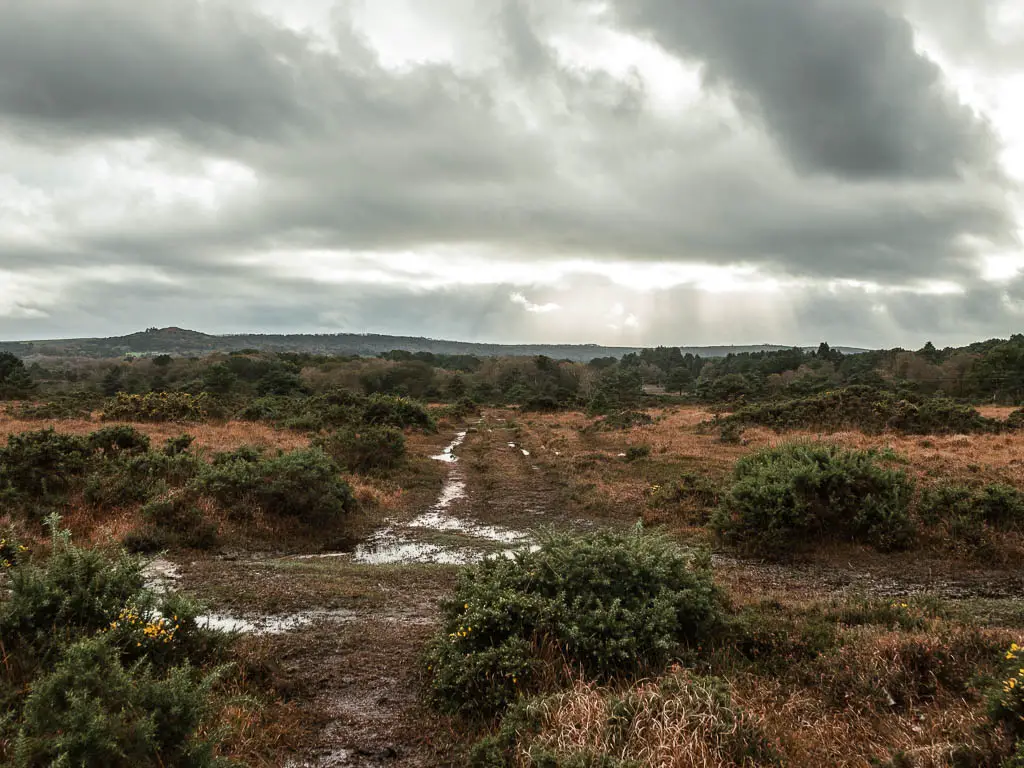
[3, 335, 1024, 765]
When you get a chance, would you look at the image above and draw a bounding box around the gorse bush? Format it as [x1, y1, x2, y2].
[0, 428, 92, 502]
[314, 425, 406, 473]
[163, 433, 196, 456]
[712, 443, 916, 556]
[722, 386, 1000, 435]
[235, 389, 436, 434]
[12, 394, 99, 420]
[102, 392, 213, 423]
[917, 482, 1024, 554]
[197, 447, 356, 522]
[11, 636, 223, 768]
[988, 642, 1024, 745]
[131, 491, 218, 552]
[88, 425, 152, 457]
[0, 523, 229, 766]
[83, 451, 202, 509]
[424, 529, 722, 716]
[588, 410, 654, 432]
[363, 393, 436, 431]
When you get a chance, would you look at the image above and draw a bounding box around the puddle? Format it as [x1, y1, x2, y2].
[431, 430, 467, 463]
[199, 609, 356, 635]
[353, 537, 476, 566]
[352, 429, 535, 566]
[143, 557, 181, 594]
[408, 511, 529, 545]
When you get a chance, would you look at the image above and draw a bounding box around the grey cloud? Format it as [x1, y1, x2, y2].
[615, 0, 1000, 180]
[0, 0, 1019, 346]
[0, 0, 306, 142]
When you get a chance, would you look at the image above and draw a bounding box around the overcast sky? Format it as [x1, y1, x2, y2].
[1, 0, 1022, 349]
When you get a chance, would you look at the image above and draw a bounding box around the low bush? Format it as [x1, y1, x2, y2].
[163, 433, 196, 457]
[101, 392, 212, 423]
[0, 428, 92, 502]
[0, 522, 229, 766]
[917, 483, 1024, 553]
[623, 445, 651, 462]
[83, 451, 202, 509]
[11, 395, 99, 420]
[197, 447, 356, 523]
[441, 397, 482, 420]
[989, 642, 1024, 745]
[644, 473, 722, 525]
[424, 529, 722, 716]
[11, 635, 222, 768]
[589, 410, 653, 431]
[88, 425, 152, 457]
[314, 425, 406, 473]
[362, 394, 436, 432]
[722, 386, 1000, 435]
[136, 492, 218, 551]
[711, 443, 916, 556]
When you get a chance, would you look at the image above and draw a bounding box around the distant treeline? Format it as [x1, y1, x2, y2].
[4, 333, 1024, 408]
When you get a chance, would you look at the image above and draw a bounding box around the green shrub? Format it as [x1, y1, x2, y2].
[101, 392, 212, 423]
[138, 492, 218, 551]
[712, 443, 916, 556]
[424, 529, 722, 715]
[441, 397, 482, 420]
[362, 394, 436, 431]
[644, 473, 721, 524]
[83, 451, 202, 509]
[623, 445, 651, 462]
[977, 484, 1024, 531]
[12, 396, 98, 420]
[589, 411, 653, 431]
[722, 387, 1000, 435]
[197, 448, 355, 523]
[917, 483, 1024, 550]
[989, 642, 1024, 744]
[314, 425, 406, 473]
[0, 542, 145, 676]
[0, 521, 229, 766]
[1007, 409, 1024, 430]
[163, 434, 196, 457]
[11, 635, 222, 768]
[88, 425, 151, 457]
[0, 429, 92, 501]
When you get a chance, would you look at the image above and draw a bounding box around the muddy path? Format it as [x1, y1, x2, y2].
[163, 421, 563, 767]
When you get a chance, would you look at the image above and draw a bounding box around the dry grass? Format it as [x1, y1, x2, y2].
[523, 674, 774, 768]
[0, 415, 313, 453]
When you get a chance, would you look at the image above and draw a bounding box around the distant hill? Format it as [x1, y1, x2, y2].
[0, 328, 868, 362]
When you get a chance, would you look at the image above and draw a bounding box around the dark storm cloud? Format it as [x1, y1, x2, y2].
[0, 0, 1018, 346]
[0, 0, 306, 143]
[615, 0, 1000, 179]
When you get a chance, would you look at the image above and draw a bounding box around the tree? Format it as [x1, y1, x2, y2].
[101, 367, 125, 397]
[446, 374, 467, 399]
[201, 363, 238, 395]
[152, 354, 173, 368]
[665, 367, 694, 395]
[257, 367, 304, 397]
[0, 352, 35, 399]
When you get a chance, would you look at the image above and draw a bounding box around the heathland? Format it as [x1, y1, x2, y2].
[2, 336, 1024, 766]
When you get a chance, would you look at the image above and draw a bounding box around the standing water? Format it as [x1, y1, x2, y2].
[353, 430, 531, 565]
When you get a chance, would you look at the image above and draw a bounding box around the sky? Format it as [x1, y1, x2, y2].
[0, 0, 1023, 349]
